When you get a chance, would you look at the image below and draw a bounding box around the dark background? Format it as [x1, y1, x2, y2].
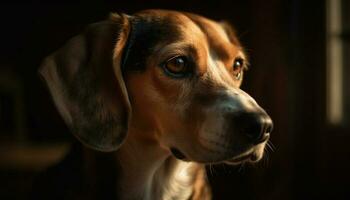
[0, 0, 349, 199]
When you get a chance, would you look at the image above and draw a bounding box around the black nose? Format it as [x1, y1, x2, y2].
[232, 111, 273, 144]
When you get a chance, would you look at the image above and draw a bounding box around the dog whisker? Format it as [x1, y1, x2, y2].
[39, 8, 274, 199]
[208, 164, 214, 176]
[266, 141, 275, 152]
[263, 148, 270, 167]
[237, 162, 246, 173]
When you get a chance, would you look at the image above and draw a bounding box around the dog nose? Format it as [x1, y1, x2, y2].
[233, 111, 273, 144]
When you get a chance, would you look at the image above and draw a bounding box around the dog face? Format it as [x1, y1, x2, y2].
[124, 10, 273, 164]
[40, 9, 272, 164]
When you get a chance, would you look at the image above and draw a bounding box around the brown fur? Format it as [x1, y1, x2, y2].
[39, 9, 272, 200]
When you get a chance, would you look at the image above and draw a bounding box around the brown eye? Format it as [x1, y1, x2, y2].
[233, 58, 244, 80]
[162, 56, 190, 78]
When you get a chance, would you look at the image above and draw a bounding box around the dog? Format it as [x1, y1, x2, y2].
[38, 9, 273, 200]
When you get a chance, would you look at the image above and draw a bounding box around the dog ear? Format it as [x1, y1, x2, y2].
[39, 13, 132, 152]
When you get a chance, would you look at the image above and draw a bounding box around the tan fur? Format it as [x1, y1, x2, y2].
[40, 9, 272, 200]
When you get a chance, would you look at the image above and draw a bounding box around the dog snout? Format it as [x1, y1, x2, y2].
[230, 111, 273, 144]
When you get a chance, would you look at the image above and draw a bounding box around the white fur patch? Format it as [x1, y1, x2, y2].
[161, 162, 194, 200]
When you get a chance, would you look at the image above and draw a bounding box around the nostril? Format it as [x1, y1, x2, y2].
[232, 111, 273, 143]
[244, 119, 263, 140]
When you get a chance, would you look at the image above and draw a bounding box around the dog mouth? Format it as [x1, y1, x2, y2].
[171, 146, 262, 164]
[170, 147, 189, 161]
[170, 136, 268, 164]
[224, 144, 267, 165]
[224, 152, 256, 165]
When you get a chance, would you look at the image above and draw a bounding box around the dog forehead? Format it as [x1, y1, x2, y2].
[125, 10, 240, 71]
[184, 13, 239, 62]
[121, 11, 188, 71]
[141, 10, 239, 63]
[135, 10, 204, 42]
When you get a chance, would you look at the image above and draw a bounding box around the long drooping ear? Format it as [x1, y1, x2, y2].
[39, 13, 132, 152]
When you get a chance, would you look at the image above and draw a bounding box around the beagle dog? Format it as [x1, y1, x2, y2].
[39, 9, 273, 200]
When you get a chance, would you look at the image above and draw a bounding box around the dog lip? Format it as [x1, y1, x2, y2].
[253, 133, 270, 145]
[225, 154, 252, 164]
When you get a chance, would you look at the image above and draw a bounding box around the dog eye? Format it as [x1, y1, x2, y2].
[162, 56, 190, 78]
[233, 58, 244, 80]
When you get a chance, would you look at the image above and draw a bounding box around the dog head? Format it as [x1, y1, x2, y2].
[40, 10, 272, 164]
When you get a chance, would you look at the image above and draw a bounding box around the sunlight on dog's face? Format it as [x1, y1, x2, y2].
[125, 10, 272, 164]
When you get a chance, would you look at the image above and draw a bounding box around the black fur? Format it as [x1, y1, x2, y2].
[122, 15, 183, 72]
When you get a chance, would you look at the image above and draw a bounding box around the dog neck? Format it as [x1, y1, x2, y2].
[116, 128, 202, 200]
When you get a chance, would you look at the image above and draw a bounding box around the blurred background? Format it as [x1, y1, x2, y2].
[0, 0, 349, 199]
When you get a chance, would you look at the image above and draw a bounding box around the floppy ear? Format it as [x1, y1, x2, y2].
[39, 13, 132, 152]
